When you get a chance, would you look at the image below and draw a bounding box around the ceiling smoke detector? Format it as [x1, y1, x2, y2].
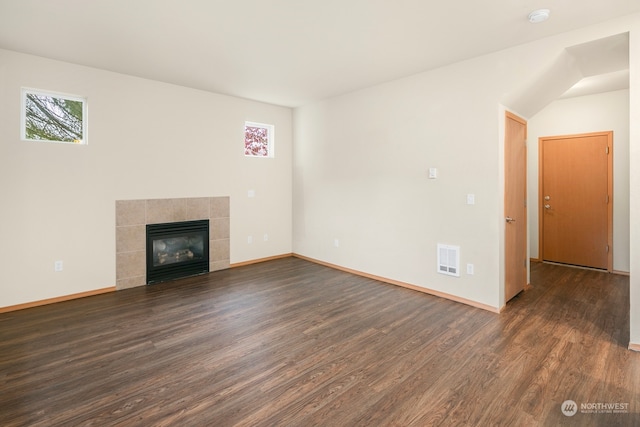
[528, 9, 550, 23]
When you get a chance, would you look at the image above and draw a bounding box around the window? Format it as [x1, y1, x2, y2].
[21, 88, 87, 144]
[244, 121, 274, 157]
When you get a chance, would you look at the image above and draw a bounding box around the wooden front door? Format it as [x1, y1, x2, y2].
[505, 112, 527, 302]
[539, 132, 612, 270]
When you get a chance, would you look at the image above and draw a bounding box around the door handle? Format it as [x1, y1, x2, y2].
[544, 204, 551, 209]
[506, 217, 516, 223]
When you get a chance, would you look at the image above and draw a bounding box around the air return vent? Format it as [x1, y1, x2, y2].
[437, 244, 460, 277]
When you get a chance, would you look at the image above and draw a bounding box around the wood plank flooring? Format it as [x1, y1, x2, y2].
[1, 257, 638, 426]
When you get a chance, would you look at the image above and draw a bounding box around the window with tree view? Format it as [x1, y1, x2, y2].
[22, 89, 87, 144]
[244, 121, 274, 157]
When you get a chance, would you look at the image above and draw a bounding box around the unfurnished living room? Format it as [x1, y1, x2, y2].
[1, 1, 639, 426]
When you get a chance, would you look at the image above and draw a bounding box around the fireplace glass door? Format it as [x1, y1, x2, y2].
[146, 220, 209, 284]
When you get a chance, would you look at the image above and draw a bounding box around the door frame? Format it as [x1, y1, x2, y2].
[538, 131, 613, 272]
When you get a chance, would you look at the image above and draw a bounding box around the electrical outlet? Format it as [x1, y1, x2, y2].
[54, 261, 63, 272]
[263, 233, 268, 241]
[467, 263, 474, 275]
[334, 238, 340, 248]
[248, 236, 253, 244]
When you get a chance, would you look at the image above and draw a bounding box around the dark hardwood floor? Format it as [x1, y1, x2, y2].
[1, 258, 638, 426]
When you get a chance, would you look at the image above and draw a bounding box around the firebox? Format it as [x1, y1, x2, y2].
[146, 219, 209, 284]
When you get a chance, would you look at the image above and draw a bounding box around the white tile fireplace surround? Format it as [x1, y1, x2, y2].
[115, 197, 230, 290]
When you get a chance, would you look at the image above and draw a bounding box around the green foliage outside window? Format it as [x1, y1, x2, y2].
[23, 90, 86, 144]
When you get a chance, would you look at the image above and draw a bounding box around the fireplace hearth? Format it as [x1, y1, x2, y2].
[146, 220, 209, 284]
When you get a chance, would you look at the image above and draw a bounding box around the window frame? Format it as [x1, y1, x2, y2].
[21, 87, 88, 145]
[244, 121, 274, 158]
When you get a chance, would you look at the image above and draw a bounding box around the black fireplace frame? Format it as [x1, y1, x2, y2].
[146, 219, 210, 284]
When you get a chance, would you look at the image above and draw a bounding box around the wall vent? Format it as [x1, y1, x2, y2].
[437, 244, 460, 277]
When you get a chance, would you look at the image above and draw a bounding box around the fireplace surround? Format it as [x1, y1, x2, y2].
[116, 197, 230, 290]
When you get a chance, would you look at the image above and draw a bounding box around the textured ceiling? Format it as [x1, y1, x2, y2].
[0, 0, 638, 107]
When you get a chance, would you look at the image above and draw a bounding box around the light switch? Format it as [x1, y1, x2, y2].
[466, 194, 475, 205]
[428, 168, 437, 179]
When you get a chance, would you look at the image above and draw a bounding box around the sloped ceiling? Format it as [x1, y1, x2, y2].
[561, 70, 630, 99]
[0, 0, 638, 107]
[506, 33, 630, 117]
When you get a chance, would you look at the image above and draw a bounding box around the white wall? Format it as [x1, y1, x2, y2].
[294, 67, 503, 309]
[527, 90, 630, 272]
[293, 14, 640, 315]
[0, 49, 292, 308]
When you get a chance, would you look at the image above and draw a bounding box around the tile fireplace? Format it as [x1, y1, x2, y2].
[116, 197, 230, 290]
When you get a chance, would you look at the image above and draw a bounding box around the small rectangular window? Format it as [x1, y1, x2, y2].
[244, 121, 274, 157]
[21, 88, 87, 144]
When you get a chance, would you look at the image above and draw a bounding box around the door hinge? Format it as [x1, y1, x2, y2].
[606, 245, 610, 253]
[606, 146, 610, 154]
[523, 259, 527, 268]
[606, 195, 610, 204]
